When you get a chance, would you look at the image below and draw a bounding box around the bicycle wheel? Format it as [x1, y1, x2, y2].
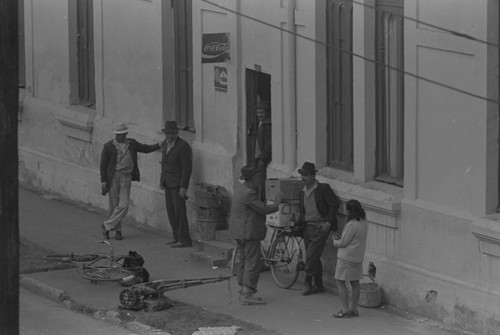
[269, 234, 302, 289]
[44, 253, 99, 263]
[81, 266, 135, 283]
[119, 289, 139, 309]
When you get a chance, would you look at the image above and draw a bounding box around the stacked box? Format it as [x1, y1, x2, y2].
[265, 178, 303, 201]
[266, 200, 301, 228]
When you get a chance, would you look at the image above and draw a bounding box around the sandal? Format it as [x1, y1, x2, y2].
[333, 310, 353, 318]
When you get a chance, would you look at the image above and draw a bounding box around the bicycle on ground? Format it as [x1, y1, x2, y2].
[44, 240, 139, 284]
[230, 223, 305, 289]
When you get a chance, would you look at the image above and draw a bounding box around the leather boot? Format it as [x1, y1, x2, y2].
[311, 275, 325, 294]
[302, 276, 313, 296]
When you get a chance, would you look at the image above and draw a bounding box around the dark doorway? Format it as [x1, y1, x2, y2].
[245, 69, 271, 164]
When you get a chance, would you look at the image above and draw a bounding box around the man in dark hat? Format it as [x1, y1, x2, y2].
[229, 163, 282, 305]
[160, 121, 193, 248]
[100, 123, 161, 240]
[297, 162, 340, 295]
[254, 101, 272, 200]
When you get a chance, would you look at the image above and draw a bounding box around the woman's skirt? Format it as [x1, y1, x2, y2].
[334, 258, 363, 281]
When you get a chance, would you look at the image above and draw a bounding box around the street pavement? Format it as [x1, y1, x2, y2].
[20, 288, 134, 335]
[19, 187, 468, 335]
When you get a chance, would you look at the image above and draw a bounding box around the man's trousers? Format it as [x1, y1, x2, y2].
[234, 239, 262, 293]
[164, 187, 192, 244]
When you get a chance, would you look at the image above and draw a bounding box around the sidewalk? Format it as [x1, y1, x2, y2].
[19, 187, 464, 335]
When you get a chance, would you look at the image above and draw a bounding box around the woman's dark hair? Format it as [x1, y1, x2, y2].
[346, 199, 366, 221]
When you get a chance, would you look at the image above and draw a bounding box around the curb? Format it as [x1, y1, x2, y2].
[20, 275, 171, 335]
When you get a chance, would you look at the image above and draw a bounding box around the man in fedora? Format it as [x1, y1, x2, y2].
[100, 123, 161, 240]
[160, 121, 193, 248]
[297, 161, 340, 295]
[229, 163, 282, 305]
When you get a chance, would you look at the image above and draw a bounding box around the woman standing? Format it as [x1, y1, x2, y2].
[333, 199, 368, 318]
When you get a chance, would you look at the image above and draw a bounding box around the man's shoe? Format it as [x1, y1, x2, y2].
[170, 242, 192, 248]
[302, 286, 313, 296]
[302, 277, 313, 296]
[309, 286, 325, 294]
[165, 240, 178, 245]
[240, 294, 266, 305]
[101, 224, 110, 240]
[115, 231, 123, 240]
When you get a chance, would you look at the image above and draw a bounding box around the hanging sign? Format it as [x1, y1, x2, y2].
[214, 66, 228, 92]
[202, 33, 230, 63]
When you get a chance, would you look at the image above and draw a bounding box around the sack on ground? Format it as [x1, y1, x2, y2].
[121, 250, 150, 283]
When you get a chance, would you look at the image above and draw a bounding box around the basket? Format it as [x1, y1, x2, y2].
[358, 275, 382, 308]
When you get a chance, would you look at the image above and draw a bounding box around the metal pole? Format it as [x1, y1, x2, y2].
[0, 0, 19, 334]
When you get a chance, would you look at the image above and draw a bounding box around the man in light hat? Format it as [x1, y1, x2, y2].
[159, 121, 193, 248]
[100, 123, 161, 240]
[229, 163, 282, 305]
[297, 161, 340, 295]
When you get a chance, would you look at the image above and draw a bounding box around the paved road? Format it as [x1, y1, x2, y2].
[20, 288, 136, 335]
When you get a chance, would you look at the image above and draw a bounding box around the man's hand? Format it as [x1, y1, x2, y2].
[321, 222, 332, 233]
[179, 187, 188, 200]
[101, 183, 108, 196]
[333, 232, 341, 240]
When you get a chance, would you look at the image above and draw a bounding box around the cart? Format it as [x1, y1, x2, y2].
[118, 274, 232, 311]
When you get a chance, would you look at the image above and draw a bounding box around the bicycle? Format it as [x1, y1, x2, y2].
[44, 240, 137, 284]
[230, 223, 305, 289]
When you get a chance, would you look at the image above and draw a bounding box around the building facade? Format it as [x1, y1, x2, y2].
[19, 1, 500, 333]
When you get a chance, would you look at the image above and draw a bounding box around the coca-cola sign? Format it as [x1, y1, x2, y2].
[202, 33, 230, 63]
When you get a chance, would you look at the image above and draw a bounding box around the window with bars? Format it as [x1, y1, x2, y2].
[375, 0, 404, 185]
[327, 0, 354, 171]
[76, 0, 95, 108]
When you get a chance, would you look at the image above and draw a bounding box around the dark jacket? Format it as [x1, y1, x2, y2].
[160, 137, 192, 189]
[256, 120, 272, 166]
[299, 182, 340, 231]
[100, 139, 160, 189]
[229, 182, 279, 241]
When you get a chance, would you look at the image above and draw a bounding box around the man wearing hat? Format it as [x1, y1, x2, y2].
[254, 101, 272, 200]
[297, 162, 340, 295]
[160, 121, 193, 248]
[229, 163, 282, 305]
[100, 123, 161, 240]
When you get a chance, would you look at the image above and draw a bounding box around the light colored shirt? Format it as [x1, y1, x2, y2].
[113, 139, 133, 175]
[303, 182, 323, 222]
[334, 219, 368, 263]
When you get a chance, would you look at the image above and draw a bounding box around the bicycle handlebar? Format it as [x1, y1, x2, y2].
[94, 240, 114, 258]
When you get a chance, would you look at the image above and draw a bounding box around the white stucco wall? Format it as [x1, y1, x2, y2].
[100, 0, 163, 129]
[404, 0, 491, 216]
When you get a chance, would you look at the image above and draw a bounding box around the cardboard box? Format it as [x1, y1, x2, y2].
[266, 200, 301, 227]
[265, 178, 303, 201]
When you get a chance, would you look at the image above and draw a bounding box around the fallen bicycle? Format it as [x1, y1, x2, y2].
[44, 241, 147, 285]
[118, 275, 232, 311]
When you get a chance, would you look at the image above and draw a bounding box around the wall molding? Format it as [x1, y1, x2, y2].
[55, 105, 96, 142]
